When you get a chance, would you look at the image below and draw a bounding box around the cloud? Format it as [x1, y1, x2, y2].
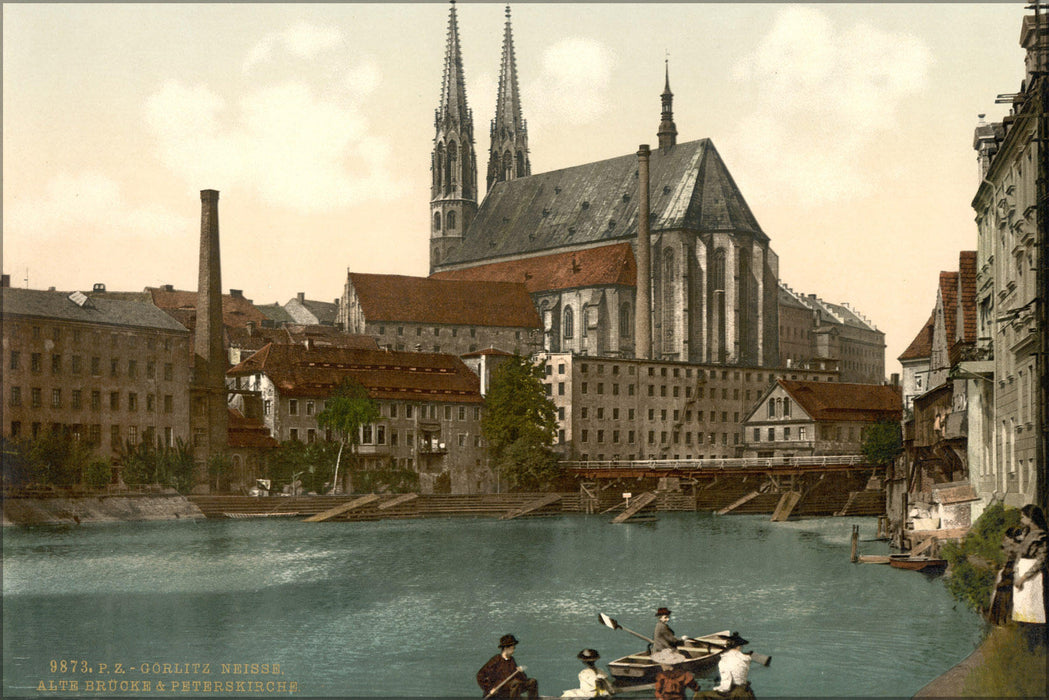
[4, 171, 192, 240]
[524, 37, 616, 126]
[728, 7, 932, 204]
[146, 23, 402, 214]
[243, 21, 345, 73]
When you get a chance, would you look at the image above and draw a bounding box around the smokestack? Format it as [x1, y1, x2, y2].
[635, 145, 652, 359]
[192, 189, 228, 484]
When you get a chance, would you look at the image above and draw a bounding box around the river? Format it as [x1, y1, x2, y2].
[2, 513, 983, 697]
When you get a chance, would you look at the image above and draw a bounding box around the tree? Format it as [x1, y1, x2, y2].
[119, 438, 195, 492]
[481, 354, 561, 491]
[317, 378, 380, 493]
[861, 420, 903, 466]
[941, 502, 1022, 614]
[2, 431, 95, 489]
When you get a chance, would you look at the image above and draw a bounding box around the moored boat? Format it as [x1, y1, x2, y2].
[889, 555, 948, 572]
[606, 630, 730, 690]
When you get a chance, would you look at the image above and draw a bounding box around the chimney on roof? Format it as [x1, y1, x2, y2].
[1, 274, 9, 288]
[230, 289, 243, 298]
[297, 292, 305, 303]
[93, 283, 106, 292]
[635, 144, 653, 360]
[890, 373, 900, 388]
[162, 284, 174, 292]
[48, 286, 56, 291]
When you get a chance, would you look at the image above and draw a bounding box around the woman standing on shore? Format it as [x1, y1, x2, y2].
[1012, 504, 1047, 647]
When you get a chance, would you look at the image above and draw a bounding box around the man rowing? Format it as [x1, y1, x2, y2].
[651, 607, 688, 664]
[476, 634, 539, 699]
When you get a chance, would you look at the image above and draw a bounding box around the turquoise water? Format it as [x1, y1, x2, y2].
[3, 514, 983, 697]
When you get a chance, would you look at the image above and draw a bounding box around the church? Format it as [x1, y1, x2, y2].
[428, 3, 780, 368]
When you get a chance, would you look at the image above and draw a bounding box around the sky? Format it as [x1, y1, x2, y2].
[1, 2, 1031, 372]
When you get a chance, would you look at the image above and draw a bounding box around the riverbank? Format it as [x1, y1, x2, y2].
[914, 623, 1047, 697]
[1, 492, 204, 525]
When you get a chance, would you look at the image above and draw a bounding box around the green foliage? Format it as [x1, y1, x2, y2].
[433, 470, 452, 494]
[941, 502, 1022, 613]
[961, 624, 1046, 696]
[266, 440, 341, 494]
[1, 432, 95, 488]
[84, 460, 112, 489]
[317, 379, 380, 451]
[352, 462, 420, 493]
[119, 438, 196, 493]
[861, 420, 903, 466]
[481, 355, 561, 491]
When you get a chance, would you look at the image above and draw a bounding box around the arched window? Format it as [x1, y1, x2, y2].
[783, 398, 791, 417]
[447, 210, 457, 231]
[563, 306, 574, 339]
[433, 212, 442, 232]
[619, 302, 631, 338]
[713, 249, 726, 291]
[434, 144, 444, 189]
[663, 249, 675, 343]
[516, 150, 526, 177]
[767, 398, 776, 418]
[503, 151, 513, 181]
[447, 141, 458, 191]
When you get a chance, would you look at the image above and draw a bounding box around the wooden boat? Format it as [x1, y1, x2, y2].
[889, 555, 948, 572]
[607, 630, 730, 690]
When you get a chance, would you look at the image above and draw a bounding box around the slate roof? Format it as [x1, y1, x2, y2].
[957, 251, 977, 344]
[2, 287, 189, 333]
[430, 242, 636, 292]
[899, 312, 935, 362]
[778, 379, 902, 422]
[227, 324, 378, 354]
[285, 297, 339, 325]
[443, 139, 765, 267]
[228, 408, 279, 449]
[347, 273, 541, 328]
[148, 287, 268, 329]
[257, 303, 296, 325]
[228, 343, 483, 403]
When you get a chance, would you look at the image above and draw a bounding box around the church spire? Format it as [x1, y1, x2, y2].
[657, 56, 677, 152]
[487, 4, 531, 193]
[430, 0, 478, 273]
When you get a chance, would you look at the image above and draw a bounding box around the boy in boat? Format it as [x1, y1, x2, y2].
[477, 634, 539, 699]
[695, 633, 755, 700]
[561, 649, 612, 698]
[654, 661, 699, 700]
[652, 607, 687, 664]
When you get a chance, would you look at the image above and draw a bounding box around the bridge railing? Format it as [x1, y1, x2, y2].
[561, 455, 868, 471]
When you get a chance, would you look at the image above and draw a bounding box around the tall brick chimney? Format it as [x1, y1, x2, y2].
[191, 189, 228, 486]
[635, 145, 652, 359]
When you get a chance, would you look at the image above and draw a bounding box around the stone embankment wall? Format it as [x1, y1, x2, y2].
[2, 493, 205, 526]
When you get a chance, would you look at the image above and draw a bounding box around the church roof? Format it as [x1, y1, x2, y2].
[430, 242, 636, 292]
[443, 139, 765, 267]
[346, 272, 541, 328]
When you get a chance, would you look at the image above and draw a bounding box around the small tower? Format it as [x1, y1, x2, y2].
[486, 4, 531, 193]
[657, 57, 677, 152]
[430, 0, 478, 273]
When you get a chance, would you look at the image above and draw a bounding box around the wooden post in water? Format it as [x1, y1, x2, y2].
[850, 524, 859, 563]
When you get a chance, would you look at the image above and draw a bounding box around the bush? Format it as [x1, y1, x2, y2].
[941, 502, 1021, 613]
[353, 466, 420, 494]
[84, 460, 112, 489]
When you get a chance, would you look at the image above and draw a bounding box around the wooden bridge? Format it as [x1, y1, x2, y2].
[563, 454, 871, 479]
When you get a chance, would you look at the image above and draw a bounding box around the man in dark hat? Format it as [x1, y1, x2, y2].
[695, 633, 754, 700]
[476, 634, 539, 699]
[652, 607, 687, 664]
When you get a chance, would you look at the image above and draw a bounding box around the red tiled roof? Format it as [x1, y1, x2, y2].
[899, 312, 935, 362]
[228, 343, 483, 403]
[958, 251, 977, 344]
[347, 273, 540, 329]
[227, 408, 279, 449]
[148, 288, 268, 329]
[779, 379, 902, 422]
[430, 243, 637, 293]
[227, 324, 377, 353]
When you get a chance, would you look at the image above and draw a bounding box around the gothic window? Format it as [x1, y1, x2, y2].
[447, 141, 458, 191]
[663, 249, 675, 343]
[435, 144, 444, 190]
[503, 151, 513, 181]
[447, 210, 457, 231]
[619, 302, 631, 338]
[563, 306, 574, 339]
[433, 212, 442, 232]
[516, 150, 526, 177]
[713, 249, 726, 291]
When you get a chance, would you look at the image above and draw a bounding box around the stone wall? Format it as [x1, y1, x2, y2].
[2, 493, 204, 526]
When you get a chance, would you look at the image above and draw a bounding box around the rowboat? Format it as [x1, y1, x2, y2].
[606, 630, 731, 690]
[889, 555, 948, 572]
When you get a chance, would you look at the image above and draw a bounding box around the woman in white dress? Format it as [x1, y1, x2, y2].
[1012, 503, 1047, 646]
[561, 649, 611, 698]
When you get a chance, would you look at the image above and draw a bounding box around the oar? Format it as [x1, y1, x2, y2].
[484, 665, 526, 698]
[599, 613, 653, 644]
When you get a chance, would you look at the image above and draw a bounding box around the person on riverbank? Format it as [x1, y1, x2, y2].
[695, 633, 755, 700]
[561, 648, 612, 698]
[654, 661, 699, 700]
[477, 634, 539, 699]
[652, 607, 687, 664]
[1012, 504, 1047, 648]
[989, 526, 1024, 626]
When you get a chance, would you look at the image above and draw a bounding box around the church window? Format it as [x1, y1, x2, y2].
[563, 307, 574, 339]
[433, 212, 441, 232]
[447, 211, 457, 231]
[619, 303, 631, 338]
[503, 151, 513, 181]
[447, 141, 458, 190]
[516, 151, 526, 177]
[713, 249, 726, 291]
[663, 249, 675, 343]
